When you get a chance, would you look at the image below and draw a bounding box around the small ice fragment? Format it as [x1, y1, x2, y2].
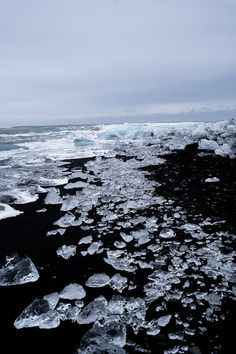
[205, 177, 220, 183]
[159, 228, 175, 239]
[120, 232, 133, 243]
[36, 208, 47, 213]
[78, 236, 93, 245]
[59, 283, 86, 300]
[0, 255, 39, 286]
[157, 314, 172, 327]
[56, 245, 76, 259]
[110, 273, 128, 293]
[44, 188, 62, 205]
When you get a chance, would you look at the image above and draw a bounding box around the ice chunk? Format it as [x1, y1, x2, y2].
[0, 255, 39, 286]
[77, 296, 108, 324]
[191, 123, 207, 139]
[157, 314, 172, 327]
[61, 194, 79, 211]
[59, 283, 86, 300]
[43, 292, 59, 309]
[54, 212, 81, 228]
[87, 241, 102, 255]
[78, 236, 93, 245]
[120, 232, 133, 243]
[44, 187, 62, 205]
[108, 295, 126, 315]
[159, 228, 175, 239]
[56, 245, 76, 259]
[205, 177, 220, 183]
[64, 181, 87, 189]
[14, 299, 60, 329]
[86, 273, 110, 288]
[146, 319, 161, 336]
[110, 273, 128, 293]
[0, 203, 22, 220]
[199, 139, 219, 151]
[78, 321, 126, 353]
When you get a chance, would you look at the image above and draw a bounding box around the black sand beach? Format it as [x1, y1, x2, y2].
[0, 147, 236, 354]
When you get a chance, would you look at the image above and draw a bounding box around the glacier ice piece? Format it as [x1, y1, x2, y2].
[44, 187, 62, 205]
[78, 321, 126, 353]
[110, 273, 128, 293]
[85, 273, 110, 288]
[0, 203, 22, 220]
[64, 181, 87, 189]
[159, 228, 176, 239]
[78, 236, 93, 245]
[77, 296, 108, 324]
[43, 292, 59, 309]
[0, 255, 39, 286]
[205, 177, 220, 183]
[157, 314, 172, 327]
[14, 299, 60, 329]
[56, 245, 77, 259]
[59, 283, 86, 300]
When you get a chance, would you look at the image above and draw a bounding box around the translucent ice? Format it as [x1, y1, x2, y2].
[14, 299, 60, 329]
[157, 314, 172, 327]
[44, 187, 62, 205]
[110, 274, 128, 293]
[159, 228, 176, 239]
[0, 255, 39, 286]
[56, 245, 77, 259]
[59, 283, 86, 300]
[85, 273, 110, 288]
[0, 203, 22, 220]
[77, 296, 108, 324]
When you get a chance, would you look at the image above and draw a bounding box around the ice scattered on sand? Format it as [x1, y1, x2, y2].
[59, 283, 86, 300]
[0, 203, 22, 220]
[0, 255, 39, 286]
[56, 245, 77, 259]
[85, 273, 111, 288]
[44, 187, 62, 204]
[205, 177, 220, 183]
[14, 299, 60, 329]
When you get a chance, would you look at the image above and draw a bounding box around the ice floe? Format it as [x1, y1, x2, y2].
[0, 255, 39, 286]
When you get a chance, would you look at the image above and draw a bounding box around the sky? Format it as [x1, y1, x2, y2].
[0, 0, 236, 126]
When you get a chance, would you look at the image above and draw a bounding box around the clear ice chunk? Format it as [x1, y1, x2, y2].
[0, 255, 39, 286]
[59, 283, 86, 300]
[85, 273, 111, 288]
[14, 299, 60, 329]
[159, 228, 176, 239]
[56, 245, 77, 259]
[44, 187, 62, 205]
[110, 273, 128, 293]
[77, 296, 108, 324]
[157, 314, 172, 327]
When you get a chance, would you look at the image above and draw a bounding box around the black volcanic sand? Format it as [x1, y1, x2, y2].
[0, 149, 235, 354]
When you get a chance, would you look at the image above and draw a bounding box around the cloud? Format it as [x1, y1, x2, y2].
[0, 0, 235, 125]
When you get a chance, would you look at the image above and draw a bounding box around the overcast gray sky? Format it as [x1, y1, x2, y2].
[0, 0, 236, 126]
